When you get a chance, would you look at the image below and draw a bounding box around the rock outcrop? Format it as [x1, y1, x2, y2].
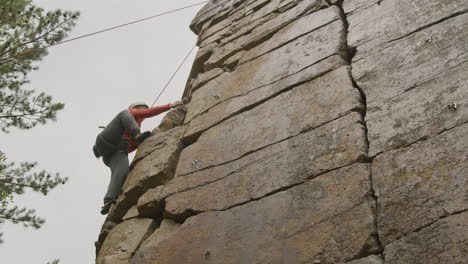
[96, 0, 468, 263]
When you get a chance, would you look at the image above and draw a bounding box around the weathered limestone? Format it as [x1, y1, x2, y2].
[123, 127, 184, 193]
[347, 0, 467, 57]
[366, 63, 468, 156]
[204, 0, 329, 69]
[200, 0, 280, 48]
[157, 106, 187, 132]
[178, 66, 363, 176]
[352, 13, 468, 109]
[385, 212, 468, 264]
[184, 57, 347, 142]
[97, 1, 468, 263]
[166, 118, 367, 217]
[340, 255, 384, 264]
[343, 0, 381, 15]
[185, 17, 345, 123]
[96, 218, 155, 264]
[190, 0, 232, 34]
[139, 112, 364, 218]
[122, 206, 139, 221]
[107, 127, 184, 222]
[373, 122, 468, 246]
[129, 219, 181, 264]
[239, 6, 340, 64]
[199, 4, 246, 43]
[250, 0, 280, 21]
[190, 67, 224, 91]
[95, 219, 118, 257]
[142, 180, 379, 264]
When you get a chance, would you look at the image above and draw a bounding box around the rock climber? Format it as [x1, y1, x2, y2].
[93, 101, 183, 215]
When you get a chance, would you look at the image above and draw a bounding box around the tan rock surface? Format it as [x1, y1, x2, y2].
[343, 0, 381, 15]
[129, 219, 181, 264]
[373, 122, 468, 246]
[385, 212, 468, 264]
[366, 63, 468, 156]
[184, 57, 347, 142]
[191, 68, 224, 91]
[340, 255, 384, 264]
[96, 218, 155, 264]
[352, 13, 467, 108]
[239, 6, 340, 64]
[139, 112, 364, 218]
[178, 66, 363, 176]
[167, 126, 368, 217]
[106, 127, 184, 222]
[95, 219, 118, 257]
[157, 106, 187, 132]
[204, 0, 329, 69]
[185, 18, 345, 123]
[144, 182, 378, 264]
[348, 0, 467, 58]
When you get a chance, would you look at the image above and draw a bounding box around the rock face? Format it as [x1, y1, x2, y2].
[96, 0, 468, 263]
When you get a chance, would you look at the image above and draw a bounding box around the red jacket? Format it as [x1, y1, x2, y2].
[123, 104, 171, 153]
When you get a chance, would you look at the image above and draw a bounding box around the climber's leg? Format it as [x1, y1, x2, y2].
[103, 150, 130, 202]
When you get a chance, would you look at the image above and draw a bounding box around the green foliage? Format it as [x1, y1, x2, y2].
[0, 150, 69, 229]
[0, 0, 79, 132]
[46, 259, 60, 264]
[0, 0, 77, 245]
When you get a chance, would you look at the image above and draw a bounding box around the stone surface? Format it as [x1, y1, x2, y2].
[385, 212, 468, 264]
[352, 12, 468, 108]
[140, 112, 364, 218]
[348, 0, 467, 57]
[204, 0, 328, 69]
[343, 0, 381, 15]
[198, 3, 246, 45]
[340, 255, 383, 264]
[122, 206, 139, 221]
[106, 127, 184, 222]
[366, 63, 468, 156]
[178, 66, 363, 176]
[184, 57, 347, 142]
[167, 118, 368, 217]
[190, 0, 231, 34]
[129, 219, 181, 264]
[157, 106, 187, 132]
[96, 218, 155, 264]
[191, 68, 224, 91]
[143, 181, 379, 264]
[95, 219, 118, 257]
[124, 127, 184, 194]
[98, 0, 468, 262]
[373, 122, 468, 246]
[239, 6, 340, 64]
[250, 0, 280, 21]
[185, 18, 345, 123]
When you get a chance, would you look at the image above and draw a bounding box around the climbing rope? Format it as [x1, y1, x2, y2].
[0, 1, 208, 63]
[151, 44, 197, 107]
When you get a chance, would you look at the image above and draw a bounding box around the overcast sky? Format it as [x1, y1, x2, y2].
[0, 0, 203, 263]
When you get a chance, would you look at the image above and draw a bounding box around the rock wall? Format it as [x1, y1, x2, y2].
[95, 0, 467, 263]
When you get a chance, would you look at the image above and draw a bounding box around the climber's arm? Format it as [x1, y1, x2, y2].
[130, 104, 171, 119]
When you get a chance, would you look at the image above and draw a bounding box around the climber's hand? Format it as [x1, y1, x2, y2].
[170, 101, 183, 108]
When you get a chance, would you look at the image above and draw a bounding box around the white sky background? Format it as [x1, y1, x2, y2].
[0, 0, 203, 263]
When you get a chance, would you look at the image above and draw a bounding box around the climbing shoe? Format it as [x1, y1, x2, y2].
[100, 199, 116, 215]
[135, 131, 152, 145]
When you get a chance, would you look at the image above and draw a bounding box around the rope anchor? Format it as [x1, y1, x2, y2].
[448, 102, 457, 111]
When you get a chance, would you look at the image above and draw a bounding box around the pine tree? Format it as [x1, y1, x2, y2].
[0, 0, 79, 243]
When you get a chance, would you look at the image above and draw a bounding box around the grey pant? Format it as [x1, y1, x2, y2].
[93, 110, 141, 202]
